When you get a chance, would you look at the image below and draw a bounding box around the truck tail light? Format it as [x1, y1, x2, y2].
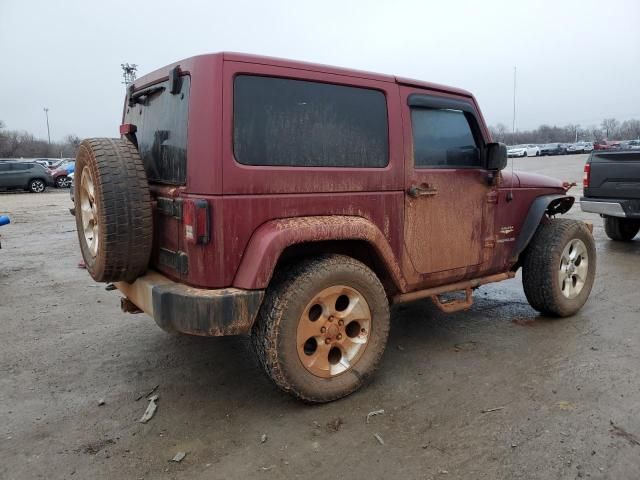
[583, 164, 590, 188]
[183, 199, 210, 245]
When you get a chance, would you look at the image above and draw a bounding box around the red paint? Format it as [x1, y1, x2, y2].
[515, 171, 564, 189]
[128, 53, 568, 293]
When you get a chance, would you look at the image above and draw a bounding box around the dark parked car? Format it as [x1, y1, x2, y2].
[540, 143, 567, 156]
[73, 52, 595, 402]
[0, 160, 53, 193]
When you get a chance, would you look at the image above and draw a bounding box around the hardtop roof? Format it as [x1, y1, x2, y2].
[134, 52, 474, 98]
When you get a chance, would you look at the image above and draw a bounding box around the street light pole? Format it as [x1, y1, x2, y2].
[43, 108, 51, 144]
[512, 66, 517, 134]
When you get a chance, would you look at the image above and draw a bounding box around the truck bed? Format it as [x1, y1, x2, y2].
[581, 151, 640, 218]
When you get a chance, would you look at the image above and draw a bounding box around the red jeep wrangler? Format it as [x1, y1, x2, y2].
[74, 53, 595, 402]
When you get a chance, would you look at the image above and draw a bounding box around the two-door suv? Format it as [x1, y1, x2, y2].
[74, 53, 595, 402]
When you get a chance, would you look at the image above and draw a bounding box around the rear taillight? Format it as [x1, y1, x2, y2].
[583, 164, 590, 188]
[119, 123, 137, 135]
[183, 199, 210, 245]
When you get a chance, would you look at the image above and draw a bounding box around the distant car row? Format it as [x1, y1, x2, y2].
[507, 140, 640, 158]
[0, 158, 75, 193]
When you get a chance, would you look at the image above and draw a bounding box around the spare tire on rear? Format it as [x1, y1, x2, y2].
[74, 138, 153, 283]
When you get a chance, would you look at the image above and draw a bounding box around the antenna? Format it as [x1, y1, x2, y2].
[508, 66, 516, 202]
[512, 66, 517, 134]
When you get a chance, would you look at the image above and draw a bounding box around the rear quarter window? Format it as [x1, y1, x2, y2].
[233, 75, 389, 168]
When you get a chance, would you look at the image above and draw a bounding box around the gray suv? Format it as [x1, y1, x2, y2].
[0, 161, 54, 193]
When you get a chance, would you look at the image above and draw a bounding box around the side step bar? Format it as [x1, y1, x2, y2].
[392, 272, 516, 312]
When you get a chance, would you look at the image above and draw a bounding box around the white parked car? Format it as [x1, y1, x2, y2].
[507, 144, 540, 157]
[566, 142, 594, 154]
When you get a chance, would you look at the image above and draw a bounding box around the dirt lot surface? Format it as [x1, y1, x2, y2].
[1, 154, 639, 479]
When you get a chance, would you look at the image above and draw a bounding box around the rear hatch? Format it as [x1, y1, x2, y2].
[585, 151, 640, 199]
[123, 72, 190, 281]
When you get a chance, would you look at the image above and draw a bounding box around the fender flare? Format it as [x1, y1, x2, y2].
[509, 194, 575, 263]
[233, 215, 406, 291]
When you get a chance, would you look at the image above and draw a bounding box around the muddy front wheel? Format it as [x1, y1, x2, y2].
[251, 254, 390, 403]
[522, 219, 596, 317]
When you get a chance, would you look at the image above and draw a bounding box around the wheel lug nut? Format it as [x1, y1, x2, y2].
[320, 327, 326, 333]
[337, 334, 342, 340]
[361, 328, 366, 333]
[338, 320, 344, 326]
[325, 338, 331, 344]
[328, 316, 334, 322]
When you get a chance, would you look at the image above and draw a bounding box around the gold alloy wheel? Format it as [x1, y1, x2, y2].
[79, 168, 99, 257]
[296, 285, 372, 378]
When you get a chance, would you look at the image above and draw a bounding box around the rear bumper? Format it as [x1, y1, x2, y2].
[580, 197, 640, 219]
[115, 271, 264, 336]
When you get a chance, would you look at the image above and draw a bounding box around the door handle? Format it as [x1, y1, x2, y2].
[408, 184, 438, 198]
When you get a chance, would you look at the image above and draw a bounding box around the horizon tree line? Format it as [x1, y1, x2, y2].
[490, 118, 640, 145]
[2, 116, 640, 159]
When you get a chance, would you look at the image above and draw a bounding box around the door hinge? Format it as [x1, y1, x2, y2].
[157, 197, 183, 219]
[486, 191, 499, 204]
[159, 248, 188, 274]
[484, 237, 496, 248]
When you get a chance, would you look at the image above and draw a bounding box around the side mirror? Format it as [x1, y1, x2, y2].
[487, 142, 508, 171]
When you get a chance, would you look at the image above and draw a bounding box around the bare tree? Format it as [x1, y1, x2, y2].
[619, 119, 640, 140]
[601, 118, 619, 139]
[0, 127, 81, 159]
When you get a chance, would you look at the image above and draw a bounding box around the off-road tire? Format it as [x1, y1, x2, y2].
[251, 254, 390, 403]
[603, 216, 640, 241]
[522, 219, 595, 317]
[74, 138, 152, 283]
[28, 179, 46, 193]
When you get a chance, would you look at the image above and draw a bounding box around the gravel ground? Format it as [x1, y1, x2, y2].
[1, 154, 639, 480]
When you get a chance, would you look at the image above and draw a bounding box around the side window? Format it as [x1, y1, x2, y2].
[11, 163, 28, 171]
[233, 75, 389, 168]
[0, 163, 10, 172]
[411, 108, 480, 168]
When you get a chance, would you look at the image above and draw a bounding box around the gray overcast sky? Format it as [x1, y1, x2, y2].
[1, 0, 639, 141]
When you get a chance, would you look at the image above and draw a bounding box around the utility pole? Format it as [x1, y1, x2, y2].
[575, 125, 579, 143]
[121, 63, 138, 87]
[43, 107, 51, 144]
[512, 66, 517, 134]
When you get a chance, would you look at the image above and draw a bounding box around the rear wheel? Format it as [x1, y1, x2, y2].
[251, 254, 390, 403]
[522, 219, 595, 317]
[74, 138, 153, 283]
[603, 216, 640, 241]
[29, 179, 46, 193]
